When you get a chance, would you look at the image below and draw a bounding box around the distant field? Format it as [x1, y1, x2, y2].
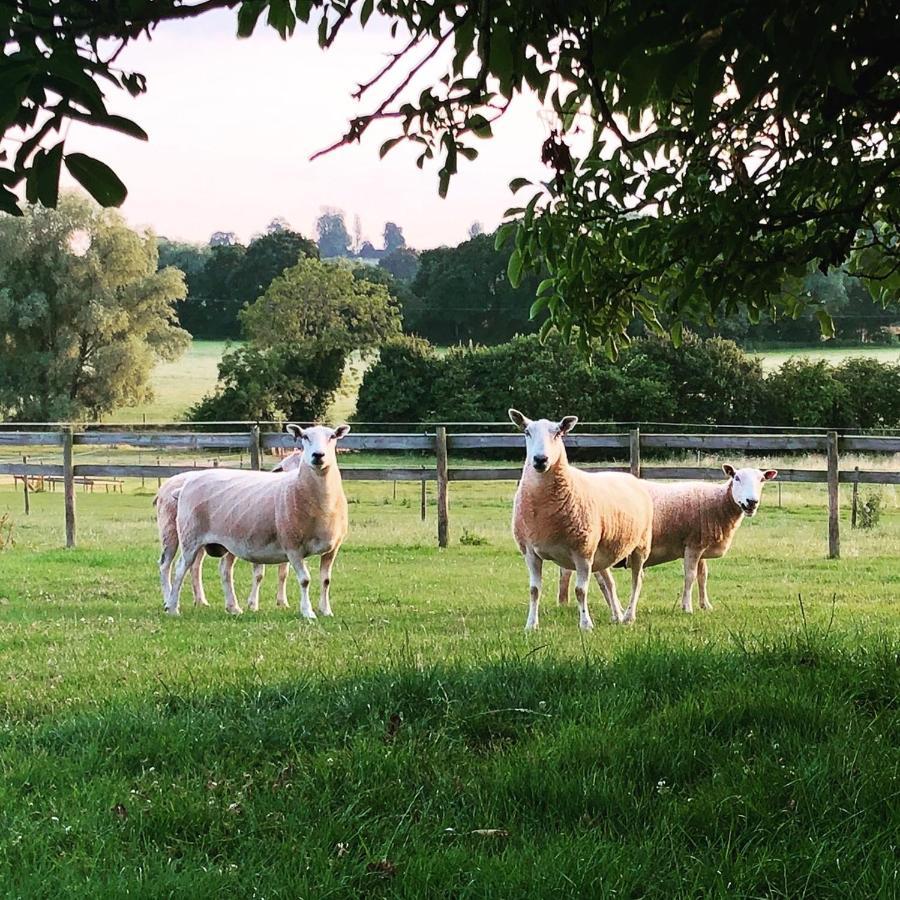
[107, 342, 372, 425]
[751, 344, 900, 372]
[106, 341, 229, 424]
[107, 341, 900, 424]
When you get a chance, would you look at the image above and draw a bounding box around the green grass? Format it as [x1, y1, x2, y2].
[751, 344, 900, 373]
[106, 341, 231, 424]
[0, 480, 898, 897]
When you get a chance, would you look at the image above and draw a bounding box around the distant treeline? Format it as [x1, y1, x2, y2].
[160, 224, 897, 347]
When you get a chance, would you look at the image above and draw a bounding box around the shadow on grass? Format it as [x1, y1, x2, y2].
[1, 637, 899, 898]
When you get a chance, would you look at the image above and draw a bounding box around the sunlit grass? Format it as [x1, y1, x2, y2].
[0, 479, 898, 896]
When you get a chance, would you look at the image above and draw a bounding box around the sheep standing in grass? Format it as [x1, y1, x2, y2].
[155, 451, 302, 611]
[558, 465, 777, 615]
[165, 424, 350, 617]
[509, 410, 653, 631]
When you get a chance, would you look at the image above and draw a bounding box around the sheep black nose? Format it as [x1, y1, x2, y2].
[533, 455, 548, 470]
[311, 452, 325, 464]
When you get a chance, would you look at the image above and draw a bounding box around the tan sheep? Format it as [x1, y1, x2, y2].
[509, 410, 654, 631]
[558, 465, 777, 614]
[154, 450, 303, 612]
[165, 424, 350, 617]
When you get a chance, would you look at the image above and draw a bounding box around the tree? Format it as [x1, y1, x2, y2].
[5, 1, 899, 351]
[193, 258, 401, 421]
[379, 248, 420, 282]
[409, 232, 544, 344]
[266, 216, 290, 234]
[209, 231, 237, 247]
[315, 209, 351, 258]
[383, 222, 406, 253]
[233, 228, 318, 302]
[0, 194, 189, 421]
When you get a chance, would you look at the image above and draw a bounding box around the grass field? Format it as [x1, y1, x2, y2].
[749, 344, 900, 372]
[0, 477, 898, 897]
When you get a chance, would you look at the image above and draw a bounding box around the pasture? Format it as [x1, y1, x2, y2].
[0, 477, 898, 897]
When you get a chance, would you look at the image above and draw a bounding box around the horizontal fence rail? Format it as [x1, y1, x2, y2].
[1, 426, 898, 555]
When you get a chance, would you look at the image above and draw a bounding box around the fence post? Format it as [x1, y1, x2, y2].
[62, 425, 76, 548]
[851, 465, 859, 529]
[22, 454, 30, 516]
[420, 473, 426, 522]
[436, 426, 449, 548]
[249, 425, 261, 470]
[629, 428, 641, 478]
[827, 430, 840, 559]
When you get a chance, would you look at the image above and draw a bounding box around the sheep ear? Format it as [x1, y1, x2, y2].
[763, 469, 778, 481]
[285, 423, 304, 441]
[271, 459, 285, 472]
[508, 409, 529, 430]
[558, 415, 578, 435]
[722, 464, 736, 478]
[334, 424, 351, 440]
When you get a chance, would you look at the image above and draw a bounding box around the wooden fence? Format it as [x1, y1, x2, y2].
[1, 426, 898, 557]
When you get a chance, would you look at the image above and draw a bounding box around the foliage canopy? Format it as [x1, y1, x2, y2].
[3, 1, 900, 350]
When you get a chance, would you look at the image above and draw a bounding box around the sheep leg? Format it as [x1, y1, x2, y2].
[573, 558, 594, 631]
[246, 564, 265, 612]
[681, 549, 701, 614]
[190, 548, 209, 607]
[622, 551, 647, 624]
[557, 568, 572, 605]
[287, 551, 316, 620]
[318, 549, 338, 617]
[697, 558, 712, 611]
[524, 548, 543, 632]
[594, 569, 625, 624]
[158, 542, 177, 609]
[275, 563, 289, 609]
[167, 544, 202, 616]
[219, 553, 242, 615]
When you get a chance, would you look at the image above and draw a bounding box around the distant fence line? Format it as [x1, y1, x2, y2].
[1, 426, 899, 558]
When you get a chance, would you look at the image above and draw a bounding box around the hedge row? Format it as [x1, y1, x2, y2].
[355, 333, 900, 429]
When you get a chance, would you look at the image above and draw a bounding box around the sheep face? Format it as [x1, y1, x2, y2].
[286, 423, 351, 473]
[509, 409, 578, 473]
[723, 465, 777, 516]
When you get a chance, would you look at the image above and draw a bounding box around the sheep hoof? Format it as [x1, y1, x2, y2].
[194, 597, 209, 608]
[164, 605, 180, 617]
[247, 603, 259, 613]
[318, 607, 333, 617]
[226, 605, 243, 616]
[622, 613, 636, 625]
[276, 599, 289, 609]
[300, 610, 318, 621]
[524, 622, 538, 632]
[580, 619, 594, 631]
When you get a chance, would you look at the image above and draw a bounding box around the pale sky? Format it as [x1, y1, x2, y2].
[59, 11, 555, 249]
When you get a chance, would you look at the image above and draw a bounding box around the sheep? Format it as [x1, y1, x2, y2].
[557, 465, 777, 615]
[509, 409, 654, 631]
[154, 451, 304, 613]
[165, 424, 350, 617]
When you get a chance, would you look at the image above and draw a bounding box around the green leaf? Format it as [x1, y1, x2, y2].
[0, 185, 22, 216]
[507, 248, 524, 287]
[494, 222, 516, 250]
[92, 114, 148, 141]
[509, 177, 531, 194]
[669, 320, 683, 348]
[64, 153, 127, 207]
[465, 114, 492, 138]
[529, 296, 548, 319]
[237, 1, 265, 37]
[438, 168, 450, 198]
[360, 0, 375, 26]
[29, 141, 64, 207]
[816, 309, 835, 339]
[379, 136, 404, 159]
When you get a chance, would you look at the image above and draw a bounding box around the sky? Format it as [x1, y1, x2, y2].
[59, 10, 556, 250]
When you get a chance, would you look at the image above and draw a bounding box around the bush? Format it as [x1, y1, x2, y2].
[832, 358, 900, 429]
[355, 337, 440, 421]
[188, 345, 345, 422]
[762, 358, 846, 428]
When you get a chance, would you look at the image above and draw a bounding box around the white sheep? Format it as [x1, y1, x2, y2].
[154, 451, 303, 612]
[509, 410, 654, 631]
[558, 465, 777, 615]
[165, 424, 350, 617]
